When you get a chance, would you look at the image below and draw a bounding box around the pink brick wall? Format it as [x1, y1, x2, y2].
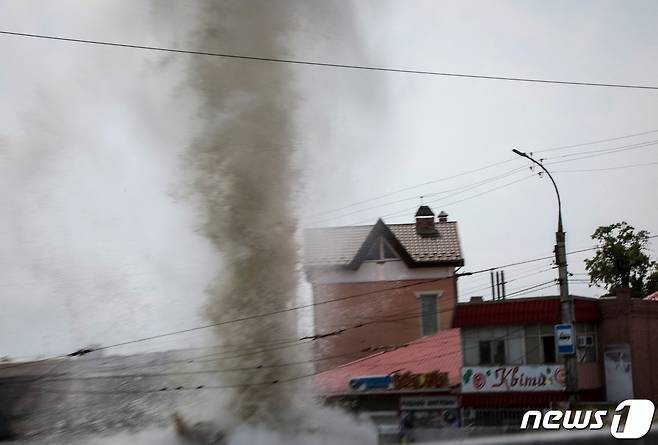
[599, 291, 658, 401]
[311, 278, 457, 372]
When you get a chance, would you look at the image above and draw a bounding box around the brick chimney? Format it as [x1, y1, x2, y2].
[415, 205, 436, 236]
[438, 211, 448, 223]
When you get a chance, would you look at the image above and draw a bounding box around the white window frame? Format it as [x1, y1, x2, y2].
[415, 290, 443, 336]
[362, 237, 401, 263]
[462, 326, 526, 365]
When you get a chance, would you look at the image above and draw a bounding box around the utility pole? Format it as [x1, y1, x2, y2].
[512, 149, 578, 406]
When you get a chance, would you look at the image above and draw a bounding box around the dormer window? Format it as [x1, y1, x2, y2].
[362, 237, 400, 262]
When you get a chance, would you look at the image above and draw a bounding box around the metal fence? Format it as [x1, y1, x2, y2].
[461, 408, 533, 428]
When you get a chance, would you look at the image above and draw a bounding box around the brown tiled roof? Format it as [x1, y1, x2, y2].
[303, 221, 463, 267]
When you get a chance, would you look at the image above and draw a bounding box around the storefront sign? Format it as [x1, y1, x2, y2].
[461, 365, 566, 393]
[400, 396, 458, 410]
[349, 375, 392, 391]
[392, 370, 449, 390]
[349, 370, 449, 392]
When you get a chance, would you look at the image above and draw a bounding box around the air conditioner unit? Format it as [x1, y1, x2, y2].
[577, 335, 593, 348]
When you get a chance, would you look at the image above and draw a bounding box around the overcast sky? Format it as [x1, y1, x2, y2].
[1, 0, 657, 358]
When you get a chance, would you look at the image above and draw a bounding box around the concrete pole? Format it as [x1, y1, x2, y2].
[513, 149, 578, 406]
[556, 220, 578, 405]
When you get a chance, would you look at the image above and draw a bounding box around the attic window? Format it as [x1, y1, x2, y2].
[362, 237, 400, 261]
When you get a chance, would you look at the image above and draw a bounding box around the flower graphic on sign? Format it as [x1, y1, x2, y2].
[463, 368, 473, 384]
[473, 372, 487, 390]
[555, 367, 566, 386]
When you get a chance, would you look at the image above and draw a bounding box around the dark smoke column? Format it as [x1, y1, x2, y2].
[186, 1, 305, 427]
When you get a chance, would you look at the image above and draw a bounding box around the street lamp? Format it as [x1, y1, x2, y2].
[512, 149, 578, 406]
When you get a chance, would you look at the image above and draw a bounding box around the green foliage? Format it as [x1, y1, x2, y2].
[585, 222, 658, 297]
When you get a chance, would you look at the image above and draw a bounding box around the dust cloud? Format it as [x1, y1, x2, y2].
[183, 1, 375, 441]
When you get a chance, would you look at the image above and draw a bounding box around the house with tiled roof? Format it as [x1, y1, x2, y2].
[303, 206, 464, 371]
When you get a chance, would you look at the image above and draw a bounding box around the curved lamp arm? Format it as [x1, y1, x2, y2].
[512, 149, 563, 232]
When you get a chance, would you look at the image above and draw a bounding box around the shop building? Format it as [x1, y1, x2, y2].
[598, 288, 658, 401]
[453, 295, 604, 426]
[314, 329, 462, 440]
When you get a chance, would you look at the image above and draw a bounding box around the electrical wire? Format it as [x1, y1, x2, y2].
[459, 263, 556, 297]
[545, 141, 658, 167]
[4, 240, 650, 370]
[351, 154, 655, 226]
[533, 128, 658, 154]
[2, 30, 658, 90]
[313, 128, 658, 222]
[309, 165, 527, 224]
[553, 160, 658, 173]
[371, 173, 536, 223]
[11, 328, 525, 394]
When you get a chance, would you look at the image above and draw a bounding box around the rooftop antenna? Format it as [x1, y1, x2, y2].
[490, 272, 495, 300]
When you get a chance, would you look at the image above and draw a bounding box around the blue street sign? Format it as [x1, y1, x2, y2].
[555, 323, 575, 355]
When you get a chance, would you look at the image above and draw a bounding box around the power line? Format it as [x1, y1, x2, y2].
[460, 264, 556, 296]
[544, 138, 658, 160]
[534, 128, 658, 154]
[323, 147, 648, 226]
[2, 30, 658, 90]
[12, 329, 523, 395]
[504, 280, 557, 298]
[24, 329, 547, 404]
[311, 165, 527, 224]
[308, 158, 518, 219]
[4, 241, 646, 368]
[92, 244, 619, 354]
[545, 140, 658, 166]
[3, 346, 401, 384]
[371, 173, 535, 223]
[314, 139, 658, 226]
[553, 160, 658, 173]
[313, 128, 658, 221]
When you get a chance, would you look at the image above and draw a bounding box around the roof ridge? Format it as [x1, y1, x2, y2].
[303, 224, 374, 231]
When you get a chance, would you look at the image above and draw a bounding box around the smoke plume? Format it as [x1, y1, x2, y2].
[185, 1, 309, 428]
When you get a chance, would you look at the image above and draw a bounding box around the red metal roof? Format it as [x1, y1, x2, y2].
[453, 296, 601, 328]
[314, 329, 462, 394]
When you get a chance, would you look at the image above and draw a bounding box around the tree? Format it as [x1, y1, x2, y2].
[585, 222, 658, 297]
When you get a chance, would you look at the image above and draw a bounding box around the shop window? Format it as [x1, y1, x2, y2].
[542, 335, 556, 363]
[479, 339, 505, 365]
[507, 337, 524, 365]
[463, 326, 525, 365]
[463, 336, 479, 366]
[525, 325, 561, 364]
[420, 294, 438, 336]
[525, 335, 541, 364]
